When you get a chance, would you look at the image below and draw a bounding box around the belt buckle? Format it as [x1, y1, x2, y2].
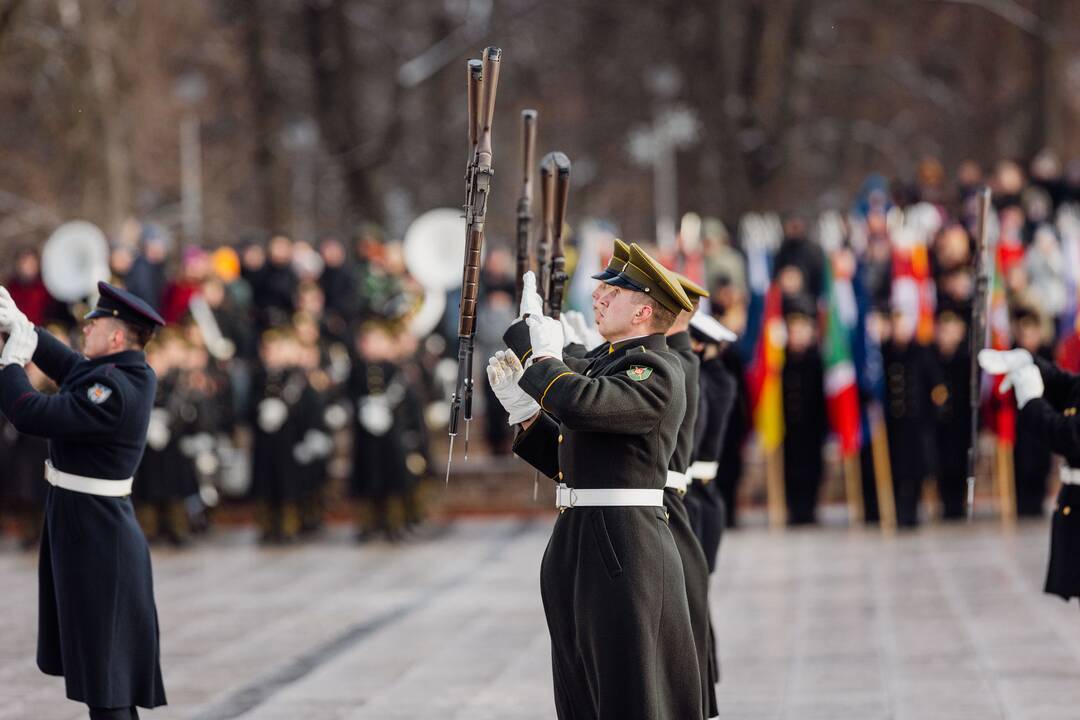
[556, 484, 577, 512]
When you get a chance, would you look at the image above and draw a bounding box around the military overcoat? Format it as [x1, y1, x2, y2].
[513, 333, 702, 720]
[1021, 358, 1080, 599]
[0, 328, 166, 709]
[663, 330, 716, 718]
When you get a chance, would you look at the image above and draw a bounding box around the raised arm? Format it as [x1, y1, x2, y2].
[31, 327, 83, 385]
[1035, 356, 1080, 411]
[0, 365, 125, 439]
[1020, 396, 1080, 459]
[518, 354, 678, 434]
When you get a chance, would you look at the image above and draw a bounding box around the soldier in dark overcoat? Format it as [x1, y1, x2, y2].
[348, 321, 419, 541]
[882, 307, 946, 527]
[249, 329, 318, 543]
[980, 348, 1080, 602]
[932, 299, 973, 520]
[489, 245, 703, 720]
[781, 293, 827, 525]
[0, 281, 167, 719]
[686, 313, 738, 569]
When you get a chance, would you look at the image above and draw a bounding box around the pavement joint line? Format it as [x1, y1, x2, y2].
[190, 519, 536, 720]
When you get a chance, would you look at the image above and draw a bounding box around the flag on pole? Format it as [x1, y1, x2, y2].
[748, 283, 785, 452]
[823, 260, 861, 457]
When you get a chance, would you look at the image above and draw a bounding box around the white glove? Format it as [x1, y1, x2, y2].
[560, 314, 584, 347]
[1004, 364, 1043, 409]
[518, 271, 545, 320]
[978, 348, 1032, 377]
[0, 286, 30, 335]
[486, 351, 539, 425]
[563, 309, 604, 350]
[526, 314, 563, 363]
[0, 321, 37, 367]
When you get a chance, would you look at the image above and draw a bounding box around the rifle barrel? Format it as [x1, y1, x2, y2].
[966, 186, 993, 518]
[515, 110, 538, 305]
[548, 152, 572, 319]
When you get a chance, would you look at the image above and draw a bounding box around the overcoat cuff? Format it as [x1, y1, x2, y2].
[519, 358, 575, 411]
[502, 319, 533, 364]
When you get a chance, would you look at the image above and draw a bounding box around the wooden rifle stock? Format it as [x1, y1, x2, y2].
[515, 109, 538, 305]
[547, 152, 571, 319]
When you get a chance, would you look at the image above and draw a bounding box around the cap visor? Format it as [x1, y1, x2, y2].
[606, 274, 648, 293]
[83, 308, 112, 321]
[591, 269, 617, 281]
[690, 312, 737, 343]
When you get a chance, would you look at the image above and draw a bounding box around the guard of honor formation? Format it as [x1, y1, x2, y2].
[0, 249, 1079, 718]
[490, 239, 737, 719]
[486, 237, 1080, 719]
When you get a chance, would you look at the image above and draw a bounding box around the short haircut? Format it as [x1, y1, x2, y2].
[642, 295, 677, 333]
[118, 319, 156, 349]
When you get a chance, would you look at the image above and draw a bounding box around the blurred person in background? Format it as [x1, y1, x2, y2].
[251, 235, 298, 330]
[348, 320, 425, 542]
[135, 330, 198, 546]
[702, 218, 746, 298]
[931, 298, 973, 520]
[318, 237, 359, 345]
[249, 328, 318, 544]
[882, 304, 946, 527]
[1024, 224, 1066, 333]
[292, 328, 335, 536]
[5, 247, 62, 327]
[780, 293, 827, 525]
[1012, 306, 1054, 517]
[773, 214, 825, 300]
[125, 230, 170, 311]
[160, 246, 210, 326]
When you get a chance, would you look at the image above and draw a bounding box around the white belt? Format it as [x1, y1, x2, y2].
[1061, 467, 1080, 486]
[45, 460, 133, 497]
[555, 483, 665, 510]
[665, 470, 689, 493]
[688, 460, 719, 483]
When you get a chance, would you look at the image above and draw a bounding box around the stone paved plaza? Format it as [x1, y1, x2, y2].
[2, 516, 1080, 719]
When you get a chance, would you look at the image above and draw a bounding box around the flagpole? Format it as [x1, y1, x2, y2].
[843, 452, 864, 526]
[996, 439, 1016, 524]
[765, 446, 786, 529]
[869, 405, 897, 534]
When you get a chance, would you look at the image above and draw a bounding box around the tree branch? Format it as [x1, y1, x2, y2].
[925, 0, 1041, 36]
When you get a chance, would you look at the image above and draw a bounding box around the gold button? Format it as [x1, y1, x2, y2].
[557, 472, 563, 480]
[558, 434, 563, 443]
[1064, 506, 1072, 516]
